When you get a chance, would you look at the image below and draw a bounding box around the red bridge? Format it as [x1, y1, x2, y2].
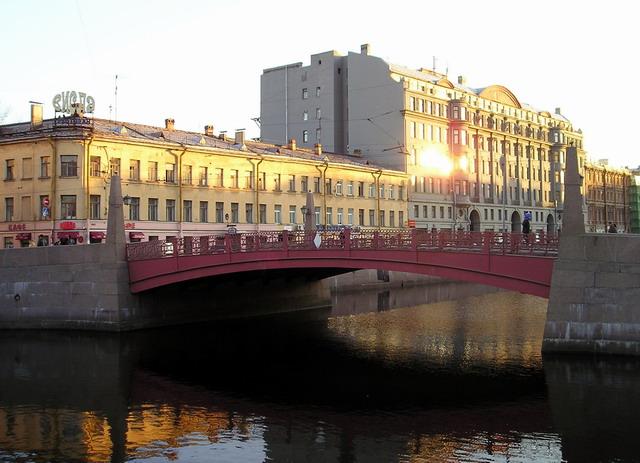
[126, 230, 558, 298]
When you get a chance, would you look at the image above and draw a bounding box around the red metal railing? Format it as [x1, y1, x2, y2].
[126, 229, 559, 262]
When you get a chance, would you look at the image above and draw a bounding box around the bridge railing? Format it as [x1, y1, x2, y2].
[126, 229, 559, 261]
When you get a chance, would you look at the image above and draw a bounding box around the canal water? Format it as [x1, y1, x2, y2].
[1, 283, 639, 462]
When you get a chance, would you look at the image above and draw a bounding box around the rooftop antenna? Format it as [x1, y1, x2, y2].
[114, 74, 118, 121]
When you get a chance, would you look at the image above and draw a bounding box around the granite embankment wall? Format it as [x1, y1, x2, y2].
[0, 244, 137, 330]
[543, 234, 640, 355]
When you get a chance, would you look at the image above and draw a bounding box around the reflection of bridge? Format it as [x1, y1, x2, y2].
[127, 230, 558, 298]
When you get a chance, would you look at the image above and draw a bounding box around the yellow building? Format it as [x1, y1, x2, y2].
[0, 107, 407, 248]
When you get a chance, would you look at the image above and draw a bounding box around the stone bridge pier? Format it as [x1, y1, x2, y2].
[543, 146, 640, 355]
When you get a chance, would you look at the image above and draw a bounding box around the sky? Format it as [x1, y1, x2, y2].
[1, 0, 638, 168]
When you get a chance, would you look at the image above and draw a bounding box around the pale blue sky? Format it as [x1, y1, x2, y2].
[1, 0, 637, 167]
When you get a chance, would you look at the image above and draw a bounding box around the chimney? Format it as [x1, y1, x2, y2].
[165, 118, 175, 130]
[218, 130, 227, 140]
[457, 75, 466, 85]
[234, 128, 245, 146]
[360, 43, 371, 55]
[30, 102, 43, 129]
[555, 107, 562, 115]
[314, 143, 322, 155]
[288, 138, 297, 151]
[204, 125, 214, 136]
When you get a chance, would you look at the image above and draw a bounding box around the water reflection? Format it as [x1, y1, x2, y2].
[0, 283, 638, 462]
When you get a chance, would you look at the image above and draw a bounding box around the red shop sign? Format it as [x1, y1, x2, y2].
[60, 221, 76, 230]
[8, 224, 27, 232]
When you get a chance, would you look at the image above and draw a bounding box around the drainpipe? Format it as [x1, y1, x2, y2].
[247, 155, 264, 230]
[168, 146, 187, 237]
[85, 136, 94, 242]
[372, 169, 382, 229]
[47, 137, 57, 240]
[315, 160, 329, 228]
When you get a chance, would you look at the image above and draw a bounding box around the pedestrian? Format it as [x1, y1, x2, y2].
[608, 222, 617, 233]
[522, 217, 531, 244]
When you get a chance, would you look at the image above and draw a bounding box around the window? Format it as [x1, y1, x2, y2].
[61, 195, 76, 218]
[165, 163, 175, 183]
[337, 208, 343, 225]
[379, 210, 385, 227]
[5, 198, 14, 221]
[148, 198, 158, 220]
[90, 156, 100, 177]
[166, 199, 176, 221]
[389, 185, 395, 199]
[60, 155, 77, 177]
[326, 207, 333, 225]
[315, 207, 321, 225]
[423, 205, 428, 218]
[259, 204, 267, 224]
[316, 107, 321, 119]
[414, 205, 419, 218]
[129, 160, 140, 181]
[215, 168, 224, 187]
[274, 204, 282, 224]
[289, 205, 296, 224]
[389, 210, 395, 227]
[128, 197, 140, 220]
[216, 202, 224, 223]
[302, 130, 309, 143]
[313, 176, 321, 193]
[399, 211, 404, 227]
[4, 237, 13, 249]
[199, 166, 208, 186]
[258, 172, 266, 190]
[440, 206, 444, 218]
[245, 170, 254, 189]
[335, 180, 343, 195]
[347, 208, 354, 225]
[246, 203, 253, 223]
[109, 158, 121, 177]
[230, 169, 239, 188]
[325, 178, 332, 195]
[302, 88, 308, 99]
[379, 184, 385, 198]
[274, 173, 281, 191]
[5, 159, 15, 180]
[358, 182, 364, 197]
[301, 176, 309, 193]
[22, 158, 32, 179]
[288, 175, 296, 192]
[369, 184, 375, 198]
[200, 201, 208, 222]
[88, 195, 100, 220]
[347, 181, 354, 196]
[182, 165, 192, 185]
[183, 200, 192, 222]
[359, 209, 365, 226]
[148, 161, 158, 181]
[231, 202, 239, 223]
[369, 209, 375, 226]
[432, 206, 436, 218]
[316, 86, 321, 97]
[40, 156, 51, 178]
[303, 110, 308, 121]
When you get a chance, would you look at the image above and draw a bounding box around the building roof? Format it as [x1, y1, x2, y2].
[0, 117, 404, 175]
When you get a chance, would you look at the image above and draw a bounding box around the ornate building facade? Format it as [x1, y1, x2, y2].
[261, 44, 585, 233]
[0, 106, 406, 248]
[583, 160, 631, 233]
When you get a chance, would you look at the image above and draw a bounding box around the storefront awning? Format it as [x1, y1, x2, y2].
[16, 233, 32, 241]
[129, 232, 145, 240]
[90, 231, 106, 239]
